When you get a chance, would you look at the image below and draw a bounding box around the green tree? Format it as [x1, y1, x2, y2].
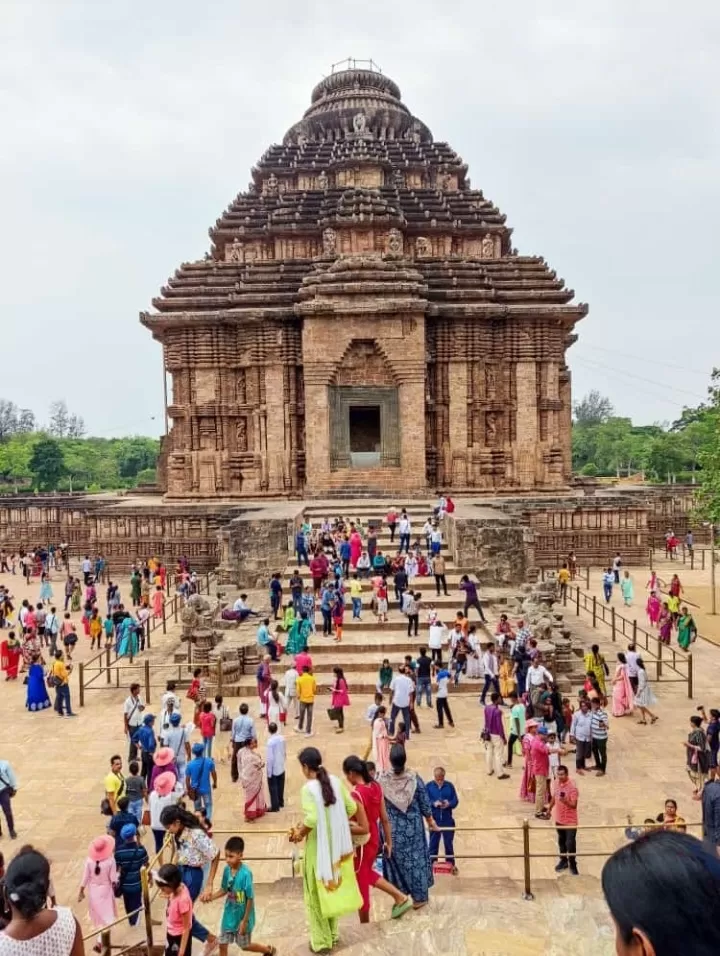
[696, 370, 720, 521]
[573, 390, 614, 425]
[28, 437, 66, 490]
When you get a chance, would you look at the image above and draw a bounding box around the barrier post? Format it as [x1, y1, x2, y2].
[702, 549, 706, 571]
[575, 587, 580, 616]
[174, 596, 178, 623]
[632, 619, 637, 644]
[522, 820, 534, 900]
[100, 930, 111, 956]
[141, 866, 154, 950]
[592, 596, 597, 628]
[79, 662, 85, 707]
[657, 640, 663, 679]
[690, 549, 695, 571]
[105, 646, 111, 685]
[162, 601, 167, 635]
[146, 618, 152, 651]
[611, 607, 616, 642]
[688, 652, 694, 699]
[216, 658, 224, 696]
[144, 658, 151, 704]
[585, 566, 590, 590]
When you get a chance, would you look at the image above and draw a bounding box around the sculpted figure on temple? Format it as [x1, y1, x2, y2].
[227, 239, 242, 262]
[352, 111, 367, 133]
[415, 236, 431, 258]
[318, 170, 329, 190]
[486, 411, 498, 444]
[392, 168, 405, 188]
[266, 173, 279, 196]
[482, 233, 495, 258]
[236, 418, 248, 452]
[387, 228, 403, 256]
[322, 228, 337, 256]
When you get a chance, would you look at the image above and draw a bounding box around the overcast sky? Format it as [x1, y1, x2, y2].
[2, 1, 718, 437]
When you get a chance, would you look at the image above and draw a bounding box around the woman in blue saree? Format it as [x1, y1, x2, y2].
[26, 653, 51, 711]
[286, 612, 312, 656]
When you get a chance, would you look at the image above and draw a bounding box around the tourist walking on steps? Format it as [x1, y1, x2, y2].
[342, 756, 413, 923]
[398, 511, 411, 553]
[547, 765, 579, 875]
[431, 552, 448, 597]
[266, 722, 286, 812]
[426, 766, 459, 873]
[415, 647, 432, 708]
[480, 643, 500, 703]
[328, 667, 350, 733]
[459, 575, 486, 622]
[483, 693, 509, 779]
[433, 663, 454, 729]
[289, 747, 363, 953]
[386, 507, 398, 544]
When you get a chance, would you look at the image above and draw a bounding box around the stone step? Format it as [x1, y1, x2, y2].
[221, 671, 486, 697]
[280, 569, 471, 587]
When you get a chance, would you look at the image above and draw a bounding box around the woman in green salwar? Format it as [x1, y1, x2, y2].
[276, 601, 296, 634]
[677, 606, 697, 650]
[286, 613, 312, 656]
[70, 578, 82, 612]
[290, 747, 366, 953]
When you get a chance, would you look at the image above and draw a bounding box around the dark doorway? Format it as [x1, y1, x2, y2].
[349, 406, 381, 466]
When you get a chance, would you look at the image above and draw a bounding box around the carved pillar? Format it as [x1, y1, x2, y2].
[559, 368, 572, 481]
[447, 359, 468, 487]
[263, 365, 286, 491]
[515, 361, 538, 487]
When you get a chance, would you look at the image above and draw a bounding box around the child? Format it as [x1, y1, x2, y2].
[561, 698, 574, 744]
[155, 863, 193, 956]
[546, 732, 562, 780]
[78, 835, 118, 953]
[89, 610, 103, 651]
[199, 701, 217, 758]
[201, 836, 275, 956]
[187, 668, 205, 704]
[377, 660, 393, 693]
[125, 761, 147, 825]
[283, 663, 298, 719]
[331, 596, 344, 644]
[103, 614, 115, 649]
[392, 722, 407, 748]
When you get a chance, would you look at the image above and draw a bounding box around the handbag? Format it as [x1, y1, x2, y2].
[219, 715, 232, 732]
[327, 707, 342, 721]
[141, 808, 151, 826]
[480, 729, 491, 742]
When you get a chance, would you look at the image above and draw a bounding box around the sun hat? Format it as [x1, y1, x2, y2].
[169, 712, 182, 725]
[191, 742, 204, 757]
[525, 719, 539, 729]
[120, 824, 137, 841]
[142, 713, 155, 724]
[537, 726, 548, 736]
[154, 747, 174, 767]
[88, 835, 114, 862]
[154, 771, 177, 797]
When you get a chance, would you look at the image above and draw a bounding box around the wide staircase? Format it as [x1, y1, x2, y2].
[219, 501, 507, 697]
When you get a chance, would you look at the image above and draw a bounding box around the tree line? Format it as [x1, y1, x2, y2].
[0, 399, 159, 492]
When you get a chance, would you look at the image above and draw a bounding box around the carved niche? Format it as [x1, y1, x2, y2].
[322, 228, 337, 256]
[415, 236, 431, 258]
[481, 234, 495, 258]
[485, 411, 499, 445]
[265, 173, 279, 197]
[386, 229, 403, 257]
[318, 170, 329, 190]
[226, 239, 243, 262]
[236, 418, 248, 452]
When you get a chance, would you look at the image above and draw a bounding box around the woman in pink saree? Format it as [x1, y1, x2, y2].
[519, 724, 537, 803]
[239, 739, 267, 822]
[371, 706, 391, 772]
[349, 529, 363, 570]
[646, 590, 661, 628]
[611, 652, 634, 717]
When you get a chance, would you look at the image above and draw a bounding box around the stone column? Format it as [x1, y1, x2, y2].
[515, 361, 538, 488]
[447, 360, 468, 486]
[263, 365, 287, 491]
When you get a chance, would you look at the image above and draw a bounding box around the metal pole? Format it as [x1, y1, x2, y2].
[576, 587, 580, 616]
[162, 601, 167, 634]
[144, 658, 151, 704]
[632, 619, 637, 644]
[657, 640, 663, 679]
[522, 820, 533, 900]
[592, 596, 597, 628]
[78, 662, 85, 707]
[141, 866, 154, 950]
[688, 652, 693, 698]
[105, 646, 111, 685]
[711, 524, 716, 616]
[611, 607, 616, 642]
[586, 566, 590, 590]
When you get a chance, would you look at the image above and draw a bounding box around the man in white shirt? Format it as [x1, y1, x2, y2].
[398, 513, 411, 554]
[45, 606, 60, 655]
[82, 554, 92, 584]
[231, 593, 260, 622]
[124, 683, 146, 760]
[527, 658, 554, 715]
[626, 643, 639, 694]
[283, 664, 299, 718]
[389, 668, 414, 738]
[266, 722, 287, 812]
[480, 644, 500, 704]
[422, 519, 434, 552]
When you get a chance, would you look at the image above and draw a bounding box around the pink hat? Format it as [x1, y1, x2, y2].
[155, 771, 177, 797]
[89, 835, 114, 862]
[525, 719, 539, 729]
[154, 747, 175, 767]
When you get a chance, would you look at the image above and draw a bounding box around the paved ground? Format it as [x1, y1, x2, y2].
[1, 551, 719, 954]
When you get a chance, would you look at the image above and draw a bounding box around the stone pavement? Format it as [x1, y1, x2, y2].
[2, 553, 719, 954]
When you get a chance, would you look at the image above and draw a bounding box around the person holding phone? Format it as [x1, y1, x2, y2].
[546, 765, 579, 875]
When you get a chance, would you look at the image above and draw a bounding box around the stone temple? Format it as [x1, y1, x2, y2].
[142, 63, 588, 499]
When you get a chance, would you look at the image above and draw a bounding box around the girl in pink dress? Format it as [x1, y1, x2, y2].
[611, 653, 634, 717]
[152, 585, 164, 620]
[78, 835, 118, 951]
[371, 706, 391, 772]
[646, 590, 661, 628]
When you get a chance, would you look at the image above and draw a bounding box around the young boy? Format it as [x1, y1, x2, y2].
[202, 836, 275, 955]
[125, 760, 147, 824]
[103, 613, 115, 649]
[199, 701, 217, 758]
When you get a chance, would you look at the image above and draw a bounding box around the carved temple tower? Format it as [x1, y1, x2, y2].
[142, 63, 588, 499]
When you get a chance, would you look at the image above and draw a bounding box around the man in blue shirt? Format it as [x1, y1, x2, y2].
[0, 758, 18, 839]
[256, 618, 278, 661]
[186, 742, 217, 821]
[320, 584, 334, 636]
[231, 704, 257, 783]
[132, 714, 156, 785]
[295, 529, 309, 568]
[426, 767, 459, 873]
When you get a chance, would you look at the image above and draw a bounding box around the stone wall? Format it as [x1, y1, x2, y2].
[218, 511, 300, 588]
[445, 511, 528, 586]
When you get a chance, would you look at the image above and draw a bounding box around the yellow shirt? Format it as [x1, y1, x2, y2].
[557, 568, 570, 585]
[349, 580, 363, 599]
[667, 596, 680, 614]
[296, 673, 316, 704]
[51, 660, 69, 685]
[104, 771, 126, 801]
[89, 617, 103, 638]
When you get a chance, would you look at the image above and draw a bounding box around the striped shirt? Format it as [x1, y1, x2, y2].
[590, 709, 609, 740]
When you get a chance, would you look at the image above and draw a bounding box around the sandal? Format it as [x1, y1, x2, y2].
[650, 716, 659, 724]
[637, 720, 647, 725]
[391, 897, 413, 919]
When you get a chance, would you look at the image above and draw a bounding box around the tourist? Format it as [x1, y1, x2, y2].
[685, 714, 709, 798]
[229, 594, 260, 623]
[256, 656, 271, 718]
[546, 765, 579, 875]
[414, 647, 432, 708]
[527, 657, 554, 717]
[378, 745, 437, 910]
[282, 661, 299, 720]
[702, 776, 720, 852]
[498, 649, 516, 699]
[611, 653, 634, 717]
[431, 552, 448, 597]
[295, 665, 316, 737]
[107, 797, 139, 848]
[300, 587, 316, 632]
[590, 697, 609, 776]
[611, 551, 622, 585]
[618, 569, 634, 607]
[266, 722, 286, 813]
[1, 847, 81, 954]
[288, 570, 304, 617]
[49, 649, 75, 717]
[199, 836, 276, 956]
[149, 771, 180, 853]
[530, 726, 553, 818]
[556, 563, 570, 604]
[507, 690, 525, 768]
[289, 747, 362, 953]
[480, 643, 500, 704]
[405, 592, 420, 638]
[375, 577, 388, 624]
[393, 564, 408, 610]
[655, 797, 687, 832]
[45, 607, 60, 656]
[328, 667, 350, 734]
[309, 553, 327, 596]
[459, 574, 486, 622]
[160, 805, 220, 953]
[123, 683, 146, 760]
[0, 759, 17, 840]
[164, 713, 191, 783]
[700, 706, 720, 780]
[285, 612, 311, 657]
[602, 830, 720, 955]
[153, 864, 193, 956]
[626, 643, 640, 694]
[264, 681, 286, 730]
[295, 526, 309, 568]
[569, 699, 592, 774]
[584, 644, 608, 696]
[198, 702, 217, 758]
[125, 761, 146, 826]
[63, 575, 74, 612]
[426, 767, 459, 874]
[78, 835, 117, 951]
[114, 824, 148, 927]
[602, 567, 614, 603]
[133, 714, 157, 785]
[256, 619, 279, 662]
[331, 590, 344, 643]
[371, 706, 391, 771]
[269, 573, 282, 621]
[186, 742, 217, 822]
[342, 756, 412, 923]
[398, 511, 411, 553]
[230, 704, 257, 784]
[677, 606, 697, 650]
[483, 692, 509, 779]
[388, 667, 414, 738]
[634, 657, 659, 725]
[356, 551, 371, 578]
[0, 632, 20, 682]
[385, 507, 398, 544]
[658, 601, 673, 644]
[103, 755, 126, 817]
[349, 575, 363, 620]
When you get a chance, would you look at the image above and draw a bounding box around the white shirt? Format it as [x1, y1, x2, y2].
[482, 651, 498, 677]
[124, 694, 145, 729]
[430, 529, 442, 544]
[284, 668, 298, 697]
[149, 789, 181, 829]
[428, 624, 445, 650]
[450, 628, 463, 651]
[423, 521, 433, 537]
[626, 651, 639, 677]
[613, 556, 622, 570]
[390, 674, 414, 708]
[527, 664, 553, 686]
[398, 518, 411, 534]
[266, 734, 287, 777]
[233, 598, 248, 612]
[82, 558, 91, 573]
[436, 673, 450, 698]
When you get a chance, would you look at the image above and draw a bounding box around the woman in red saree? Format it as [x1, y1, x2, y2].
[239, 739, 267, 822]
[1, 631, 21, 680]
[349, 529, 363, 570]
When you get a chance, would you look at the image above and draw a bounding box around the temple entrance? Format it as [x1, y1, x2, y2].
[349, 405, 381, 467]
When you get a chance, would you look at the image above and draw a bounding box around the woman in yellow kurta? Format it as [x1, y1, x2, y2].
[498, 651, 517, 699]
[583, 643, 608, 695]
[290, 747, 365, 953]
